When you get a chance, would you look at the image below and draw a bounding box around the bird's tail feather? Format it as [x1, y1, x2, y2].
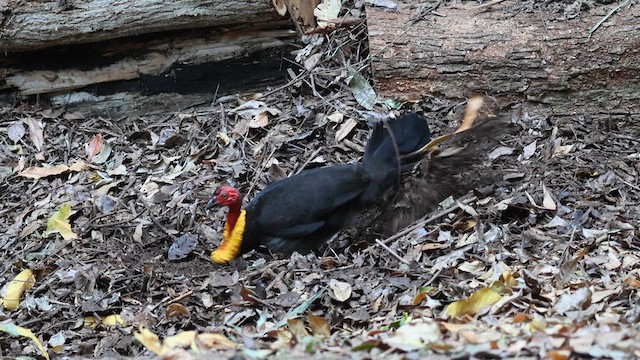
[360, 113, 431, 204]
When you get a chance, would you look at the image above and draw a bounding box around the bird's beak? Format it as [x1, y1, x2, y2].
[206, 197, 218, 210]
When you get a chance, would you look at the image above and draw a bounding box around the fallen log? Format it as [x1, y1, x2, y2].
[0, 0, 285, 52]
[367, 0, 640, 119]
[0, 0, 323, 115]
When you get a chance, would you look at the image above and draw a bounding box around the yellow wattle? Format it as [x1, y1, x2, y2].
[210, 210, 247, 264]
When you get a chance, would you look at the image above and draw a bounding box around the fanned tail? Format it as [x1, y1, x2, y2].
[360, 113, 431, 205]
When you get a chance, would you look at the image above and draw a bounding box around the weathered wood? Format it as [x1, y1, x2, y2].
[367, 1, 640, 118]
[0, 0, 284, 51]
[46, 46, 292, 116]
[4, 27, 294, 95]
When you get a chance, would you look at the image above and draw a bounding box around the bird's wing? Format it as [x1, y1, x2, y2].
[248, 164, 368, 238]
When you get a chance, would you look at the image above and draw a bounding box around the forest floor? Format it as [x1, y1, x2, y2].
[0, 0, 639, 359]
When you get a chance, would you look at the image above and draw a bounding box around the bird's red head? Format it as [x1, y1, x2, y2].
[207, 185, 241, 209]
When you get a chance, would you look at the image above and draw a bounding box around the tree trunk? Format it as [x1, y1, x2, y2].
[0, 0, 284, 52]
[366, 0, 640, 120]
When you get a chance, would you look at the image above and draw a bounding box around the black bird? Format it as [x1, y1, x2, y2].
[206, 113, 431, 263]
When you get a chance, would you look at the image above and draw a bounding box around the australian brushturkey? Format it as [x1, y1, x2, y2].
[206, 113, 431, 263]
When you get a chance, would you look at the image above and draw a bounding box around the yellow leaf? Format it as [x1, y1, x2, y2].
[134, 326, 165, 356]
[83, 316, 99, 329]
[0, 322, 49, 360]
[500, 271, 518, 289]
[43, 203, 78, 240]
[102, 315, 125, 326]
[445, 287, 503, 318]
[164, 331, 197, 349]
[1, 269, 35, 311]
[197, 333, 238, 349]
[83, 314, 125, 329]
[526, 318, 547, 332]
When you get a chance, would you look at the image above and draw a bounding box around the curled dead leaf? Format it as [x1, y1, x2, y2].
[166, 303, 190, 318]
[85, 134, 104, 159]
[248, 111, 270, 128]
[23, 117, 44, 152]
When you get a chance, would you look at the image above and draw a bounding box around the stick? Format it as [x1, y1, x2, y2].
[375, 239, 409, 264]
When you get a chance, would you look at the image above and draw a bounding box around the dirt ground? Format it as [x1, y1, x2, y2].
[1, 0, 639, 359]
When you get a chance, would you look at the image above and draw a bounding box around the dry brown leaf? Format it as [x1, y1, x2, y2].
[166, 303, 190, 318]
[19, 161, 88, 179]
[624, 276, 640, 288]
[85, 134, 104, 159]
[248, 111, 270, 128]
[335, 118, 357, 142]
[23, 117, 44, 151]
[412, 287, 436, 305]
[307, 311, 330, 337]
[240, 284, 262, 306]
[555, 248, 588, 286]
[513, 313, 529, 323]
[287, 318, 309, 339]
[420, 243, 448, 251]
[547, 349, 571, 360]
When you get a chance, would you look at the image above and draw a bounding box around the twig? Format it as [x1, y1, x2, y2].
[86, 208, 148, 230]
[375, 239, 409, 264]
[255, 285, 328, 337]
[474, 0, 508, 10]
[292, 146, 325, 176]
[619, 177, 640, 192]
[150, 290, 194, 311]
[367, 194, 477, 252]
[241, 259, 289, 279]
[589, 0, 631, 38]
[258, 69, 310, 99]
[167, 290, 194, 305]
[424, 268, 443, 286]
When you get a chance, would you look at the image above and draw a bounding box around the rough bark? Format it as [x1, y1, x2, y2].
[367, 1, 640, 119]
[3, 27, 294, 95]
[0, 0, 284, 51]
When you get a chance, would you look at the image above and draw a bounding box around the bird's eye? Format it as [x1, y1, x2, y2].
[221, 193, 228, 199]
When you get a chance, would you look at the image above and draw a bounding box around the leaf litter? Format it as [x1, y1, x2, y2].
[0, 1, 639, 359]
